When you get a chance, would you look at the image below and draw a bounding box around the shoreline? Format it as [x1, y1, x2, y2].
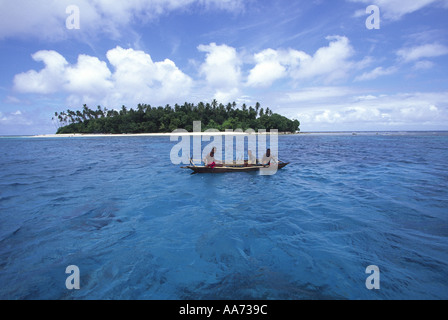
[30, 132, 300, 138]
[7, 130, 445, 139]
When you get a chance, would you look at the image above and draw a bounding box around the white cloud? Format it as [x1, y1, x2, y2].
[65, 55, 113, 94]
[0, 110, 32, 126]
[106, 46, 193, 105]
[354, 95, 380, 101]
[348, 0, 446, 20]
[294, 36, 355, 83]
[198, 0, 245, 12]
[283, 89, 448, 130]
[14, 50, 68, 94]
[4, 96, 22, 104]
[247, 49, 287, 87]
[355, 66, 397, 81]
[0, 0, 245, 40]
[214, 88, 240, 103]
[282, 86, 356, 103]
[13, 47, 193, 107]
[351, 43, 448, 83]
[396, 43, 448, 63]
[353, 43, 447, 82]
[198, 43, 242, 101]
[247, 36, 357, 87]
[413, 60, 435, 70]
[11, 38, 378, 112]
[0, 0, 68, 40]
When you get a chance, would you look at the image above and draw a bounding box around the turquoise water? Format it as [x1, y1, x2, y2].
[0, 133, 447, 299]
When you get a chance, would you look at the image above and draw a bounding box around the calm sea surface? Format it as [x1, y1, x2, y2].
[0, 133, 447, 299]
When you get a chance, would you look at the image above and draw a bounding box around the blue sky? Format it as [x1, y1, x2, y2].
[1, 0, 447, 134]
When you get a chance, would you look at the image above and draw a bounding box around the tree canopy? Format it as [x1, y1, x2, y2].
[53, 101, 300, 134]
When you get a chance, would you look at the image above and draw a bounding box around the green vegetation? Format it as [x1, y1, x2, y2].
[54, 100, 300, 134]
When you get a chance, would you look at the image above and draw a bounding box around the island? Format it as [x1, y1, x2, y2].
[53, 101, 300, 134]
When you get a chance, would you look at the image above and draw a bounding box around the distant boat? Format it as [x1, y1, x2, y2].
[181, 161, 290, 174]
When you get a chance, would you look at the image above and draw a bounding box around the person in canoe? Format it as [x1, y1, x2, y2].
[204, 147, 222, 169]
[262, 148, 277, 166]
[247, 150, 257, 166]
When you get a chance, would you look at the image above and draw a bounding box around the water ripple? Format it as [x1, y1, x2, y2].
[0, 134, 447, 299]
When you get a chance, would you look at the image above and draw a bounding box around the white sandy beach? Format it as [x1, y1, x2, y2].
[32, 131, 298, 138]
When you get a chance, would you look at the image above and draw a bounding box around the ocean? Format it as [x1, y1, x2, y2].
[0, 132, 447, 300]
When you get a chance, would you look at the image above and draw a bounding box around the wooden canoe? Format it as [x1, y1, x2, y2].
[181, 161, 290, 174]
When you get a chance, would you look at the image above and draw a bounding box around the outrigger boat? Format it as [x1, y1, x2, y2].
[181, 160, 290, 174]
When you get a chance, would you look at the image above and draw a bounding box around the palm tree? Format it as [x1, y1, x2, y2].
[53, 112, 61, 129]
[211, 99, 218, 110]
[226, 103, 232, 114]
[120, 105, 127, 116]
[249, 106, 255, 120]
[265, 107, 270, 117]
[198, 102, 205, 114]
[67, 109, 75, 123]
[76, 110, 85, 122]
[95, 106, 103, 119]
[82, 104, 89, 120]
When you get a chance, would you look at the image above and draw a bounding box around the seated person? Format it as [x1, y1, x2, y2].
[261, 148, 277, 166]
[247, 150, 257, 166]
[203, 147, 222, 168]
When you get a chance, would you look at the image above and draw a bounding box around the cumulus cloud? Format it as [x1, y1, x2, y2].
[247, 49, 288, 87]
[293, 36, 355, 82]
[247, 36, 356, 87]
[65, 55, 114, 94]
[0, 0, 245, 40]
[198, 43, 242, 101]
[12, 37, 367, 109]
[13, 47, 193, 107]
[14, 50, 69, 94]
[107, 46, 193, 105]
